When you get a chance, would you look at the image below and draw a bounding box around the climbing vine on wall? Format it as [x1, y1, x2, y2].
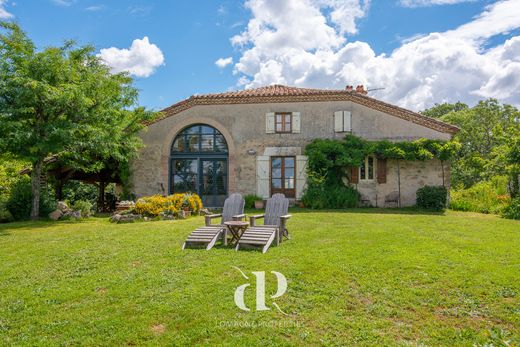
[302, 135, 460, 208]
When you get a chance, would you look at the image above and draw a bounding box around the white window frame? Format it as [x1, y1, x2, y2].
[359, 155, 376, 181]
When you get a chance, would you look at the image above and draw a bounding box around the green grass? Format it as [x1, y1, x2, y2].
[0, 209, 519, 346]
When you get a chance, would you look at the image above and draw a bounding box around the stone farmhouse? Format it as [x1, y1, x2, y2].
[130, 85, 459, 207]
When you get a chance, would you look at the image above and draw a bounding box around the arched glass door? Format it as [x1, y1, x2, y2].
[170, 124, 228, 207]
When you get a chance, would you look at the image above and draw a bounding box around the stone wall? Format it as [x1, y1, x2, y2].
[356, 159, 449, 207]
[130, 100, 452, 206]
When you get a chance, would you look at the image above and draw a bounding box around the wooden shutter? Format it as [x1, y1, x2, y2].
[256, 156, 270, 199]
[292, 112, 301, 133]
[350, 167, 359, 184]
[296, 155, 307, 199]
[266, 112, 275, 133]
[334, 111, 343, 132]
[377, 158, 387, 184]
[343, 111, 352, 132]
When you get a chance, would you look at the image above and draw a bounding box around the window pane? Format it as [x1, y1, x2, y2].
[368, 157, 374, 180]
[200, 125, 214, 134]
[284, 157, 294, 168]
[285, 178, 294, 189]
[200, 135, 214, 151]
[171, 137, 186, 152]
[360, 161, 366, 180]
[214, 135, 227, 152]
[187, 135, 200, 152]
[276, 122, 283, 132]
[284, 167, 294, 178]
[185, 126, 199, 135]
[272, 168, 282, 178]
[272, 178, 282, 189]
[271, 158, 282, 169]
[173, 159, 197, 193]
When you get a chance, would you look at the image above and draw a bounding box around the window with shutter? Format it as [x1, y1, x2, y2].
[334, 111, 352, 132]
[256, 156, 270, 198]
[274, 113, 292, 133]
[377, 158, 387, 184]
[350, 167, 359, 184]
[292, 112, 301, 133]
[296, 155, 307, 199]
[266, 113, 275, 134]
[359, 155, 376, 181]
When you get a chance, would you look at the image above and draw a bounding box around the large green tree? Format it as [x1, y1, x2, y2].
[421, 101, 468, 119]
[423, 99, 520, 187]
[0, 22, 155, 219]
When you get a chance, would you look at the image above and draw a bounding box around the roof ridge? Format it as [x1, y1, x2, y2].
[152, 85, 459, 135]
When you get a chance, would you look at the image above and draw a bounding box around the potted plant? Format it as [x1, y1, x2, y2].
[254, 197, 264, 209]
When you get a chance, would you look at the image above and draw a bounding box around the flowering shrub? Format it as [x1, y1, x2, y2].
[134, 193, 203, 217]
[450, 177, 511, 214]
[184, 193, 203, 213]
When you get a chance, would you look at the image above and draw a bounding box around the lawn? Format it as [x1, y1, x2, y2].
[0, 209, 519, 346]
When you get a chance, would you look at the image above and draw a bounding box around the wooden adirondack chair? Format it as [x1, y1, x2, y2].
[182, 193, 245, 250]
[236, 193, 291, 253]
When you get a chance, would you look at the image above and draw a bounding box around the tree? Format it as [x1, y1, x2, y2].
[507, 136, 520, 198]
[421, 102, 468, 119]
[440, 99, 520, 187]
[0, 22, 156, 219]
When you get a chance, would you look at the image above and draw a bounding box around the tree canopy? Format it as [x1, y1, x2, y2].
[429, 99, 520, 188]
[0, 22, 157, 219]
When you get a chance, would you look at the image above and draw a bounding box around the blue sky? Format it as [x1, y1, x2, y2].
[2, 0, 519, 111]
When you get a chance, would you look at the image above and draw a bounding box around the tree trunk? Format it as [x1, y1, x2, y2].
[97, 180, 105, 213]
[30, 159, 43, 220]
[55, 179, 63, 201]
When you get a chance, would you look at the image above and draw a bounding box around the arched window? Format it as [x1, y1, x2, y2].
[170, 124, 228, 207]
[171, 124, 228, 154]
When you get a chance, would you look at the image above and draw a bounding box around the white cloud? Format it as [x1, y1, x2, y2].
[51, 0, 76, 6]
[0, 0, 13, 18]
[215, 57, 234, 68]
[98, 37, 165, 78]
[85, 5, 104, 11]
[445, 0, 520, 41]
[230, 0, 520, 110]
[399, 0, 475, 7]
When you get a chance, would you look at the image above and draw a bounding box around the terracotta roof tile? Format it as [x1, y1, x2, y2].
[151, 85, 459, 135]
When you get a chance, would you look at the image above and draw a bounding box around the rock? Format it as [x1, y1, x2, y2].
[71, 211, 82, 219]
[57, 201, 69, 212]
[110, 214, 121, 223]
[48, 210, 63, 221]
[118, 214, 140, 223]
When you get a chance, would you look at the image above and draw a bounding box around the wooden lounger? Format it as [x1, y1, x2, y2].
[182, 193, 245, 250]
[236, 193, 291, 253]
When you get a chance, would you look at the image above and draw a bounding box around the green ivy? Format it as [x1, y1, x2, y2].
[305, 135, 460, 187]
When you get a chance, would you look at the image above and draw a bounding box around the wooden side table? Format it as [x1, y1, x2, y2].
[224, 221, 249, 246]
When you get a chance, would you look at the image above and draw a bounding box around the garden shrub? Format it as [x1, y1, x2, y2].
[72, 200, 94, 218]
[502, 198, 520, 220]
[302, 184, 359, 209]
[62, 181, 98, 206]
[0, 198, 14, 223]
[450, 177, 510, 214]
[244, 194, 262, 209]
[416, 185, 447, 211]
[134, 193, 202, 217]
[5, 177, 56, 220]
